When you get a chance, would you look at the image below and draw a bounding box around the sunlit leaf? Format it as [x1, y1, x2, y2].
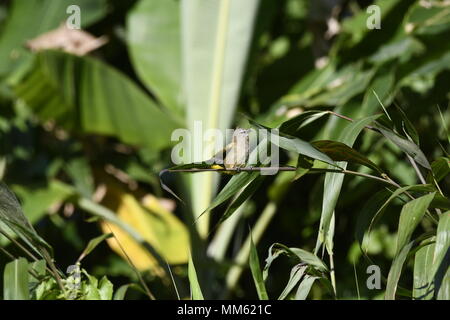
[100, 187, 189, 274]
[3, 258, 29, 300]
[14, 51, 179, 151]
[396, 193, 435, 256]
[127, 0, 183, 114]
[413, 240, 435, 300]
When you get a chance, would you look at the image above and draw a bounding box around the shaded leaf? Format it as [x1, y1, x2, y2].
[295, 275, 319, 300]
[249, 234, 268, 300]
[201, 172, 260, 218]
[430, 212, 450, 284]
[316, 115, 381, 254]
[188, 254, 204, 300]
[386, 240, 415, 300]
[77, 233, 113, 262]
[279, 110, 329, 135]
[428, 157, 450, 183]
[220, 176, 264, 223]
[312, 140, 383, 173]
[278, 264, 306, 300]
[374, 122, 431, 169]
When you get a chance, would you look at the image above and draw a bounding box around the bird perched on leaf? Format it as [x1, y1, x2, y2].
[209, 128, 250, 174]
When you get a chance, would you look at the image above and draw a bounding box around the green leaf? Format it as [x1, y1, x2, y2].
[393, 104, 420, 146]
[357, 185, 434, 252]
[250, 119, 336, 167]
[406, 2, 450, 35]
[361, 71, 395, 114]
[77, 233, 113, 262]
[127, 0, 183, 115]
[294, 155, 314, 180]
[289, 248, 328, 272]
[249, 235, 268, 300]
[295, 275, 319, 300]
[65, 158, 94, 198]
[12, 180, 75, 224]
[437, 266, 450, 300]
[81, 269, 102, 300]
[182, 0, 261, 237]
[305, 67, 375, 107]
[316, 115, 381, 254]
[113, 284, 131, 300]
[279, 110, 329, 135]
[413, 240, 435, 300]
[3, 258, 29, 300]
[271, 133, 336, 167]
[430, 212, 450, 285]
[278, 264, 307, 300]
[312, 140, 383, 173]
[0, 182, 53, 259]
[98, 276, 114, 300]
[188, 254, 204, 300]
[355, 189, 391, 250]
[220, 176, 264, 223]
[263, 243, 328, 281]
[386, 240, 415, 300]
[201, 172, 260, 217]
[428, 157, 450, 183]
[0, 0, 107, 77]
[396, 193, 435, 256]
[14, 51, 179, 151]
[368, 37, 425, 65]
[374, 122, 431, 169]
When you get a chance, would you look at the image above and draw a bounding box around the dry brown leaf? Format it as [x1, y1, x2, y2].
[26, 24, 107, 56]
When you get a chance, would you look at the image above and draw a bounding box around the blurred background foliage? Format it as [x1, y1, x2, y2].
[0, 0, 449, 299]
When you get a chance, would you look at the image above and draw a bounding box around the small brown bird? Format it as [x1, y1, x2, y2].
[210, 128, 250, 173]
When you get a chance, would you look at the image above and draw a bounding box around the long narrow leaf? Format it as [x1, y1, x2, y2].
[188, 254, 204, 300]
[386, 240, 415, 300]
[3, 258, 29, 300]
[249, 235, 269, 300]
[316, 115, 381, 254]
[396, 193, 435, 256]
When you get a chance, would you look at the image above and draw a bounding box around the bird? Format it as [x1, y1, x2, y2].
[209, 128, 250, 174]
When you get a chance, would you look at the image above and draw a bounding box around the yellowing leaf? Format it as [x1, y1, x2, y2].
[99, 186, 189, 275]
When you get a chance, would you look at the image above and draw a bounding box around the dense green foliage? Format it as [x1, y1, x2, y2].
[0, 0, 449, 300]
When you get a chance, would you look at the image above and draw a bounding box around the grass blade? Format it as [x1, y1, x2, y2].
[249, 234, 268, 300]
[188, 253, 204, 300]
